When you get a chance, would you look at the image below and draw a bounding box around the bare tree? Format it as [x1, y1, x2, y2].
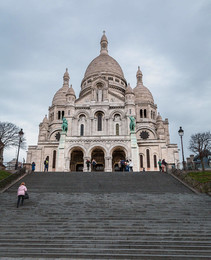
[0, 122, 26, 166]
[189, 131, 211, 171]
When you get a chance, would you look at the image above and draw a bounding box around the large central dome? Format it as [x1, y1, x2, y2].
[83, 32, 125, 81]
[84, 54, 124, 79]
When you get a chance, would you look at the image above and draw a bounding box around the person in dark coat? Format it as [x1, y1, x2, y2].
[86, 159, 91, 172]
[161, 159, 167, 172]
[32, 162, 36, 172]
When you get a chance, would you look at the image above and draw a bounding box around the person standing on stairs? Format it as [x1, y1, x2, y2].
[44, 158, 49, 172]
[158, 159, 162, 172]
[17, 182, 27, 208]
[92, 159, 97, 171]
[32, 162, 36, 173]
[161, 159, 167, 173]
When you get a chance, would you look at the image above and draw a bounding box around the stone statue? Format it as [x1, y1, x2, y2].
[129, 116, 135, 132]
[62, 117, 68, 133]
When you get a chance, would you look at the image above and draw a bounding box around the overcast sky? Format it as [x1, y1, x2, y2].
[0, 0, 210, 164]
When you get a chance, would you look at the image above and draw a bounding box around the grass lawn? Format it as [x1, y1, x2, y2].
[0, 170, 12, 181]
[188, 171, 211, 183]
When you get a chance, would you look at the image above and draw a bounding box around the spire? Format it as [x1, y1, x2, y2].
[136, 66, 143, 85]
[100, 30, 108, 55]
[63, 68, 70, 86]
[125, 83, 134, 94]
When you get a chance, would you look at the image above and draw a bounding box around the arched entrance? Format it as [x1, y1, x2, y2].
[112, 148, 126, 171]
[70, 149, 84, 172]
[91, 148, 105, 171]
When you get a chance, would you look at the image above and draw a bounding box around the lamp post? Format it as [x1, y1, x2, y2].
[178, 126, 185, 170]
[15, 128, 24, 170]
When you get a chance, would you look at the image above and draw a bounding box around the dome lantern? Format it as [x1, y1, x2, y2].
[136, 66, 143, 85]
[100, 30, 108, 55]
[63, 68, 70, 86]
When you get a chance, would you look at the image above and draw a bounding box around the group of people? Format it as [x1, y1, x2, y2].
[86, 159, 97, 171]
[158, 159, 167, 172]
[31, 159, 48, 173]
[118, 159, 133, 172]
[31, 158, 167, 173]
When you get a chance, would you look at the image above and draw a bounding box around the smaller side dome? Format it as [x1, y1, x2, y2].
[133, 66, 154, 104]
[52, 87, 68, 106]
[156, 112, 162, 121]
[42, 115, 49, 123]
[52, 69, 70, 106]
[125, 83, 134, 94]
[66, 85, 76, 97]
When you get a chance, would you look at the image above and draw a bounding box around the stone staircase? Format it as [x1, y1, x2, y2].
[0, 171, 211, 259]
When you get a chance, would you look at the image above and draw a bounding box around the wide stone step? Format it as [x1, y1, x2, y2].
[0, 238, 211, 245]
[0, 247, 211, 257]
[1, 226, 210, 232]
[1, 235, 210, 242]
[0, 252, 210, 260]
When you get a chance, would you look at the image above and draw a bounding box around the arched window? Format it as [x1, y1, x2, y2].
[80, 124, 84, 136]
[62, 111, 65, 118]
[52, 150, 56, 169]
[97, 113, 103, 131]
[58, 111, 61, 120]
[154, 155, 157, 168]
[140, 154, 143, 168]
[144, 109, 147, 118]
[140, 109, 143, 118]
[146, 149, 150, 168]
[116, 124, 119, 136]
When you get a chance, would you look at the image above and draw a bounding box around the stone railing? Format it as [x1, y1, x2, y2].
[0, 167, 27, 192]
[170, 168, 211, 194]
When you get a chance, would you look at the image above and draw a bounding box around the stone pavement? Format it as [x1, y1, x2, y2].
[0, 172, 211, 259]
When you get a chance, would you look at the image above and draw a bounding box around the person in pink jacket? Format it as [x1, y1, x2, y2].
[17, 182, 27, 208]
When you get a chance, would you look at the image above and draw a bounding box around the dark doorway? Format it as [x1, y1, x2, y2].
[112, 149, 126, 171]
[70, 149, 84, 172]
[91, 148, 105, 171]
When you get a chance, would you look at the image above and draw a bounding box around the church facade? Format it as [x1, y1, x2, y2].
[27, 33, 179, 172]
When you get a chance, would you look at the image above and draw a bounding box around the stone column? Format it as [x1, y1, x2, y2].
[130, 131, 140, 171]
[105, 156, 112, 172]
[64, 157, 69, 172]
[56, 132, 66, 171]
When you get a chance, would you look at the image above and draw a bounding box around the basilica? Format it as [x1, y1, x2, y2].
[27, 33, 179, 172]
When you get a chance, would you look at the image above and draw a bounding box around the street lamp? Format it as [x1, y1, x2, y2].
[15, 128, 24, 170]
[178, 126, 185, 170]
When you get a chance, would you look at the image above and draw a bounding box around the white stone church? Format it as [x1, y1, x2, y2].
[27, 33, 179, 172]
